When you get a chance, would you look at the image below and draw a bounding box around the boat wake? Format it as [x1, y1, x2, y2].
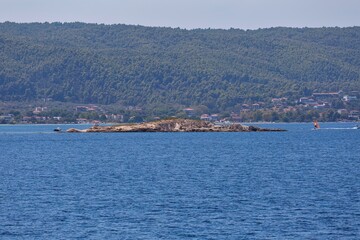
[0, 131, 57, 135]
[313, 127, 359, 130]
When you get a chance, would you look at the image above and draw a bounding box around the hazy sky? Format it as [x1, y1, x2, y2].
[1, 0, 359, 29]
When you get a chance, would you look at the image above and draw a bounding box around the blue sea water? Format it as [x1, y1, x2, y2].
[0, 123, 359, 239]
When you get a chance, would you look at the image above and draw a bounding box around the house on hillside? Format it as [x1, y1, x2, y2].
[200, 114, 212, 121]
[350, 91, 359, 97]
[314, 102, 330, 109]
[343, 95, 357, 102]
[76, 118, 89, 124]
[21, 116, 33, 123]
[241, 104, 250, 110]
[210, 114, 219, 121]
[105, 114, 124, 122]
[76, 106, 88, 112]
[0, 114, 14, 123]
[33, 107, 47, 114]
[337, 109, 348, 116]
[230, 113, 242, 122]
[312, 91, 342, 100]
[299, 97, 317, 105]
[349, 110, 360, 120]
[271, 97, 288, 107]
[252, 103, 260, 110]
[183, 108, 195, 117]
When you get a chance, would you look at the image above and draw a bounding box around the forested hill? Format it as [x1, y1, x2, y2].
[1, 22, 360, 111]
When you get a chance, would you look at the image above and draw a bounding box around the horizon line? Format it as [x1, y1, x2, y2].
[1, 21, 359, 31]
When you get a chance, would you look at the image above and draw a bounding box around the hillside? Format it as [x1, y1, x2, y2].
[1, 22, 360, 112]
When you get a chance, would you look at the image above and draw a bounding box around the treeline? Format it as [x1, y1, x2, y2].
[0, 22, 360, 113]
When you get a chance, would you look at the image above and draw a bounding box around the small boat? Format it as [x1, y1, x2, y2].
[53, 127, 62, 132]
[313, 120, 320, 130]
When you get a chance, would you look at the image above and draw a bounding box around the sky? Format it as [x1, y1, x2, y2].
[0, 0, 360, 29]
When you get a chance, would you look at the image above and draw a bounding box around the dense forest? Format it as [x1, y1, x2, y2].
[0, 22, 360, 113]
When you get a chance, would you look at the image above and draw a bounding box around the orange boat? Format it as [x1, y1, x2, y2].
[313, 120, 320, 129]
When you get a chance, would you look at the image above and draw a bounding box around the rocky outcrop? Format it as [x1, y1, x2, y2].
[67, 119, 286, 133]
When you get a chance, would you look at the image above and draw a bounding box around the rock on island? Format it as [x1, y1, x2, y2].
[67, 119, 286, 133]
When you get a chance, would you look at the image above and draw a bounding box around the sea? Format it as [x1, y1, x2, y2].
[1, 122, 359, 239]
